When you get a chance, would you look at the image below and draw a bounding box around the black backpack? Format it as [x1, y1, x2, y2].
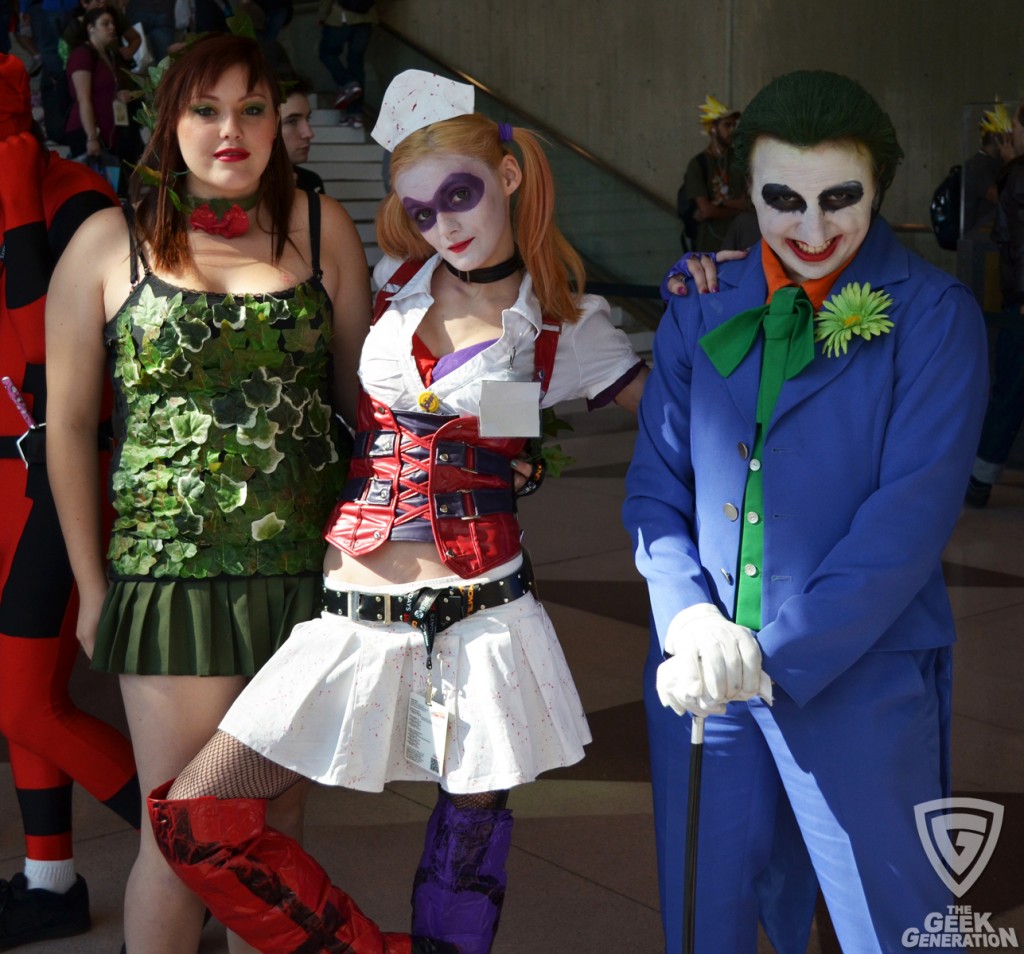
[930, 164, 961, 251]
[676, 153, 709, 251]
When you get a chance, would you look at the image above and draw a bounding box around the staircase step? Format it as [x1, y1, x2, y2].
[325, 180, 386, 201]
[308, 141, 382, 162]
[309, 160, 384, 182]
[309, 126, 378, 147]
[310, 108, 341, 126]
[335, 199, 380, 221]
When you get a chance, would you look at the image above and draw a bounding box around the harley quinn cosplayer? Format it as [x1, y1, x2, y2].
[147, 69, 647, 954]
[625, 71, 989, 952]
[0, 53, 139, 949]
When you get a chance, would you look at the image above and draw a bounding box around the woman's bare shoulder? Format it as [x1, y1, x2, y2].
[67, 204, 130, 256]
[55, 205, 132, 301]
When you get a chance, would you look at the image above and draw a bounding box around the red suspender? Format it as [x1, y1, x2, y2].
[533, 321, 561, 397]
[372, 259, 427, 324]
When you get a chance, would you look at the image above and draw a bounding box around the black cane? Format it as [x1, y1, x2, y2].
[683, 714, 704, 954]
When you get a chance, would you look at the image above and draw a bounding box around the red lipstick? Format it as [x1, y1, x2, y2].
[787, 237, 839, 263]
[214, 148, 250, 162]
[448, 239, 472, 254]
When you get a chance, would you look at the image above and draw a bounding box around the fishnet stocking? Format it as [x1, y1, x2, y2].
[168, 731, 305, 801]
[441, 786, 509, 812]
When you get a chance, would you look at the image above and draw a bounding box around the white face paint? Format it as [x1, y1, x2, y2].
[750, 137, 876, 283]
[393, 153, 521, 273]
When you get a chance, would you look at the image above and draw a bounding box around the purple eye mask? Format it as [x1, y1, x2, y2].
[401, 172, 486, 232]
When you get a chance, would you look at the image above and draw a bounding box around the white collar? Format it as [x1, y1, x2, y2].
[384, 254, 545, 334]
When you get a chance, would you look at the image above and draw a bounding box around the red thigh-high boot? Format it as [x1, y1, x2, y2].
[148, 783, 457, 954]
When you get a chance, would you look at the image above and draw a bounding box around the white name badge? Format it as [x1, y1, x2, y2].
[405, 691, 449, 777]
[113, 100, 129, 127]
[478, 380, 541, 437]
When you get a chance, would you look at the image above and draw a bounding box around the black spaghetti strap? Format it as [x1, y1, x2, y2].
[306, 189, 322, 281]
[123, 203, 140, 286]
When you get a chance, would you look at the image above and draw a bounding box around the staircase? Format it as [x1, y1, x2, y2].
[305, 103, 386, 269]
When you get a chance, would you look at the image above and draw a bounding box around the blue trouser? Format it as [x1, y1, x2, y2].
[973, 314, 1024, 482]
[27, 3, 73, 142]
[124, 5, 174, 63]
[645, 639, 957, 953]
[318, 21, 370, 110]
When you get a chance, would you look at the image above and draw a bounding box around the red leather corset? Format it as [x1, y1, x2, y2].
[324, 394, 526, 579]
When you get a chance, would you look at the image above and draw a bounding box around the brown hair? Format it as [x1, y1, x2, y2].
[375, 113, 585, 325]
[130, 34, 293, 272]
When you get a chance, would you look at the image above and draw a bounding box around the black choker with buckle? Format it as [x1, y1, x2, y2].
[321, 564, 533, 666]
[443, 250, 523, 284]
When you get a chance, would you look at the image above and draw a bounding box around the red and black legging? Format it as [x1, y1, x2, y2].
[0, 134, 139, 866]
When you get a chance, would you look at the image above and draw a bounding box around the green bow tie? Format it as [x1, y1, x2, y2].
[699, 285, 816, 425]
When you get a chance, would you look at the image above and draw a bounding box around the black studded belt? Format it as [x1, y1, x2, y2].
[321, 564, 534, 666]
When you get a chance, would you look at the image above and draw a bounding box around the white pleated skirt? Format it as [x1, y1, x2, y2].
[219, 575, 591, 794]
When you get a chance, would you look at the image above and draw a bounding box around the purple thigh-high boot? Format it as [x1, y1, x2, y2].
[411, 793, 514, 954]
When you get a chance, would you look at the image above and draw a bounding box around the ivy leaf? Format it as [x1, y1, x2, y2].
[169, 409, 213, 445]
[251, 512, 286, 541]
[226, 11, 257, 38]
[236, 407, 280, 449]
[540, 444, 576, 479]
[241, 366, 283, 409]
[211, 472, 248, 513]
[212, 391, 258, 429]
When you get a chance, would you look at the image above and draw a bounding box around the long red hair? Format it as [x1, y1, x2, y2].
[375, 114, 585, 325]
[130, 34, 294, 272]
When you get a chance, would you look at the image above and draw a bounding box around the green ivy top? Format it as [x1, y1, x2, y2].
[103, 273, 342, 580]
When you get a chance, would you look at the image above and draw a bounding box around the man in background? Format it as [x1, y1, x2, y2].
[679, 94, 747, 253]
[963, 100, 1014, 235]
[967, 100, 1024, 507]
[280, 76, 325, 194]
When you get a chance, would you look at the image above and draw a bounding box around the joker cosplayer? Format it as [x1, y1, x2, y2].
[624, 71, 989, 953]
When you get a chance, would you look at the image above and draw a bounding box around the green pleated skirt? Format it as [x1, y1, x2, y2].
[92, 574, 322, 676]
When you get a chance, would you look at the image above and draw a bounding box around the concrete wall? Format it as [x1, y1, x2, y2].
[350, 0, 1021, 269]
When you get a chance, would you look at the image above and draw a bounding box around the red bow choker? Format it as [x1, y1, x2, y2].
[185, 193, 259, 238]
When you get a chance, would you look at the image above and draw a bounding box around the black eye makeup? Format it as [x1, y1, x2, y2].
[818, 182, 865, 212]
[761, 184, 807, 213]
[761, 181, 866, 214]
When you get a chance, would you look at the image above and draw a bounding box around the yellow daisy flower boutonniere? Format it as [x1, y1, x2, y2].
[814, 282, 895, 358]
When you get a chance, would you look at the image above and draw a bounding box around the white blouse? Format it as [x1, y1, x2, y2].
[364, 255, 641, 416]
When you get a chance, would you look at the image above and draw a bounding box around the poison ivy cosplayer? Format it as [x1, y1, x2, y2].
[624, 71, 990, 952]
[44, 34, 370, 954]
[145, 69, 647, 954]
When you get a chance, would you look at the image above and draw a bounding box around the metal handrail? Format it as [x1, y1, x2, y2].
[373, 23, 676, 219]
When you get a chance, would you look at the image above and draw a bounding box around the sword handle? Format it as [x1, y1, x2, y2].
[2, 376, 37, 430]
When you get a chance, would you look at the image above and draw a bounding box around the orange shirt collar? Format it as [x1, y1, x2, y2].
[760, 239, 851, 311]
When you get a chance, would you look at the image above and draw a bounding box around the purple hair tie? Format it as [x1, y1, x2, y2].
[498, 122, 514, 143]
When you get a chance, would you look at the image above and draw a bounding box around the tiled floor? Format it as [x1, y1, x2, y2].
[2, 399, 1022, 953]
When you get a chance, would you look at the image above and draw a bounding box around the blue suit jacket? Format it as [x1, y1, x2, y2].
[624, 217, 989, 706]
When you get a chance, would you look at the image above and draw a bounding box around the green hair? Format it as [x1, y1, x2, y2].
[734, 70, 904, 195]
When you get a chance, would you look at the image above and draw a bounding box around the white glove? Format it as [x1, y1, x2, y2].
[656, 603, 773, 717]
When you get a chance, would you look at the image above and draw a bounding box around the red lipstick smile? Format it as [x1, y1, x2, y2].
[448, 239, 472, 254]
[214, 148, 250, 162]
[787, 236, 839, 262]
